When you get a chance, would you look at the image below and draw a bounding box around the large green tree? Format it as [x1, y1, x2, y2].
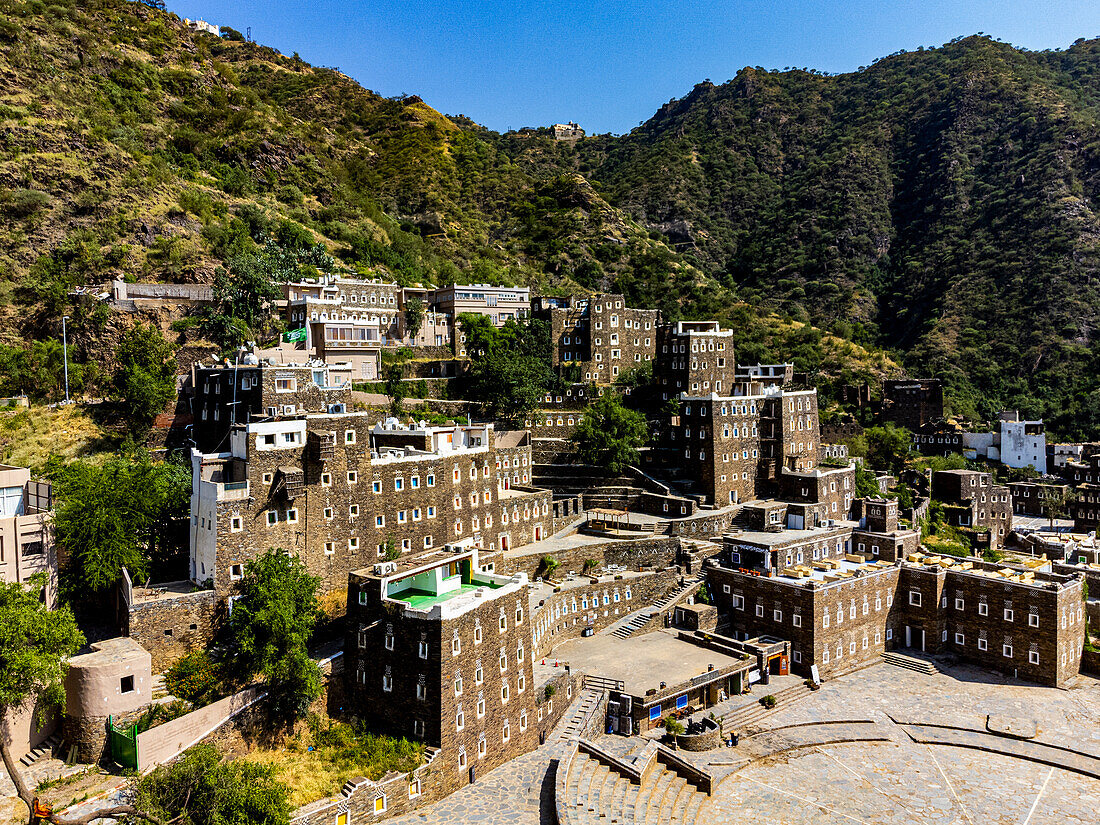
[459, 315, 554, 425]
[861, 424, 912, 475]
[50, 453, 190, 597]
[572, 394, 648, 474]
[0, 576, 84, 822]
[112, 323, 178, 425]
[228, 550, 322, 720]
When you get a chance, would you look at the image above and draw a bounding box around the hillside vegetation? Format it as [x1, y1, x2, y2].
[2, 0, 1098, 436]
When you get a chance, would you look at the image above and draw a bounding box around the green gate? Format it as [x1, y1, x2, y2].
[107, 715, 138, 770]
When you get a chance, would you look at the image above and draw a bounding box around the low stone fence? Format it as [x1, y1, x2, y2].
[674, 717, 721, 752]
[136, 687, 265, 772]
[112, 281, 213, 302]
[1082, 646, 1100, 677]
[508, 536, 681, 579]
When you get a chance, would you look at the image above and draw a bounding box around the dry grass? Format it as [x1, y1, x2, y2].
[241, 719, 424, 808]
[0, 404, 114, 471]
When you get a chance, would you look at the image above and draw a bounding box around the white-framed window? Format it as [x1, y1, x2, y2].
[419, 641, 429, 659]
[1003, 644, 1013, 658]
[1029, 613, 1039, 628]
[230, 516, 242, 532]
[979, 602, 988, 616]
[265, 510, 277, 526]
[792, 613, 802, 627]
[1004, 608, 1014, 622]
[978, 638, 988, 651]
[1029, 650, 1040, 665]
[345, 429, 356, 444]
[477, 697, 485, 717]
[347, 471, 358, 484]
[373, 794, 387, 814]
[416, 683, 427, 700]
[409, 779, 421, 799]
[755, 604, 764, 618]
[382, 674, 392, 692]
[909, 591, 921, 607]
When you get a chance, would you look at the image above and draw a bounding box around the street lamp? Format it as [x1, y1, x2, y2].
[61, 315, 70, 404]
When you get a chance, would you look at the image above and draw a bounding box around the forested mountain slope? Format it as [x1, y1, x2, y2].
[559, 37, 1100, 432]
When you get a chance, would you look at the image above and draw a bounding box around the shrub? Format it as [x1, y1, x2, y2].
[760, 694, 778, 709]
[165, 650, 221, 705]
[1, 188, 52, 218]
[663, 716, 685, 735]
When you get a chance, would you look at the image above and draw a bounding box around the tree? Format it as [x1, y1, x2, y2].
[862, 423, 912, 475]
[854, 464, 881, 497]
[0, 576, 85, 823]
[50, 453, 190, 597]
[228, 550, 322, 720]
[383, 362, 405, 418]
[112, 323, 177, 425]
[572, 394, 648, 474]
[134, 743, 290, 825]
[404, 296, 425, 341]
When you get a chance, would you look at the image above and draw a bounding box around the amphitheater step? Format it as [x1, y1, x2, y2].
[881, 651, 938, 674]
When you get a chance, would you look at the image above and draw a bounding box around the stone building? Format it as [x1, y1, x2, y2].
[0, 464, 54, 596]
[190, 360, 353, 453]
[910, 424, 964, 456]
[666, 388, 821, 506]
[552, 122, 585, 140]
[345, 544, 538, 791]
[654, 321, 736, 399]
[882, 379, 943, 432]
[931, 470, 1013, 549]
[189, 415, 551, 598]
[706, 525, 1085, 687]
[734, 363, 794, 389]
[533, 294, 658, 385]
[1006, 481, 1070, 519]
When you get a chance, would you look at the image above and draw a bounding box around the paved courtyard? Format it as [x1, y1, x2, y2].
[384, 660, 1100, 825]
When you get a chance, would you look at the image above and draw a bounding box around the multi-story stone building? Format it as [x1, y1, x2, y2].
[931, 469, 1013, 549]
[1006, 481, 1070, 519]
[0, 464, 54, 597]
[655, 321, 736, 399]
[189, 416, 551, 597]
[533, 294, 658, 384]
[882, 379, 943, 432]
[707, 523, 1085, 687]
[910, 424, 964, 456]
[667, 387, 821, 506]
[189, 360, 352, 453]
[345, 544, 538, 791]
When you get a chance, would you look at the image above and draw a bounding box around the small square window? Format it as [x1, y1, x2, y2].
[348, 471, 358, 484]
[120, 675, 134, 693]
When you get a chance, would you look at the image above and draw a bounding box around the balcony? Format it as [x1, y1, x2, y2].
[217, 480, 250, 501]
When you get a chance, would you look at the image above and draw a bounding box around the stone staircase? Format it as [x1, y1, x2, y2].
[881, 651, 938, 674]
[19, 732, 61, 768]
[562, 749, 712, 825]
[717, 680, 813, 732]
[609, 575, 703, 639]
[553, 688, 605, 743]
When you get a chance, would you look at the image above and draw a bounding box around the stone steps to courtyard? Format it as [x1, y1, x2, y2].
[717, 680, 813, 732]
[881, 650, 939, 674]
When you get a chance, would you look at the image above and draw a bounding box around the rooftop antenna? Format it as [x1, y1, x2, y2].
[246, 26, 251, 42]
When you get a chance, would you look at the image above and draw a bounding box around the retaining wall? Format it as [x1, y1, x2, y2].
[135, 687, 265, 772]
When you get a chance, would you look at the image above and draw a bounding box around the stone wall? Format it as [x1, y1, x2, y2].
[506, 537, 681, 580]
[136, 687, 266, 772]
[125, 588, 218, 673]
[531, 571, 679, 658]
[535, 669, 579, 743]
[290, 750, 448, 825]
[1082, 646, 1100, 677]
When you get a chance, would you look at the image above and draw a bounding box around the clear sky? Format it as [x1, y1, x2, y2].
[168, 1, 1100, 135]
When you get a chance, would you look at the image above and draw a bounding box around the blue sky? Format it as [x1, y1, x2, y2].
[169, 1, 1100, 135]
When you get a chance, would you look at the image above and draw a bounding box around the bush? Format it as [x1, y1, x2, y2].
[1, 188, 52, 218]
[165, 650, 221, 705]
[663, 716, 685, 735]
[760, 694, 778, 709]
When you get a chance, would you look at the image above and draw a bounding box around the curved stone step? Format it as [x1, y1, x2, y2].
[606, 774, 632, 824]
[680, 790, 708, 825]
[636, 769, 675, 825]
[666, 776, 693, 823]
[655, 775, 687, 825]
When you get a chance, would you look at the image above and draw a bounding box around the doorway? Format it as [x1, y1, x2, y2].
[905, 625, 925, 651]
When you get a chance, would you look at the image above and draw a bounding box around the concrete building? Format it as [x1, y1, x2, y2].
[431, 285, 530, 333]
[552, 122, 585, 140]
[0, 464, 55, 596]
[961, 412, 1047, 473]
[345, 544, 537, 791]
[189, 359, 353, 453]
[189, 414, 551, 597]
[734, 363, 794, 389]
[183, 18, 220, 35]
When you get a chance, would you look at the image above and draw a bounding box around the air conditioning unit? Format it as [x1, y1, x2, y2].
[329, 404, 346, 414]
[374, 562, 397, 575]
[283, 405, 296, 415]
[266, 407, 278, 417]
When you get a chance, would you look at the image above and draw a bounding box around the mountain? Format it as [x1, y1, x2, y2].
[1, 0, 1099, 437]
[561, 37, 1100, 434]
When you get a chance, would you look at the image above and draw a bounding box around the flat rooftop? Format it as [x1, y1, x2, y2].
[553, 628, 749, 696]
[391, 580, 503, 611]
[528, 570, 655, 610]
[724, 521, 858, 549]
[770, 555, 897, 585]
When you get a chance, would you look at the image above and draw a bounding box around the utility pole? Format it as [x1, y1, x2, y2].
[61, 315, 70, 404]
